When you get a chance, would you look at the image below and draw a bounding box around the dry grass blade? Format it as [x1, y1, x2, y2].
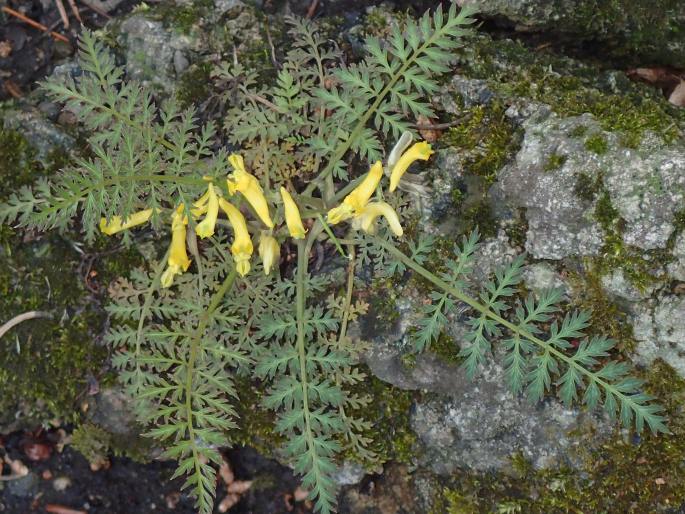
[54, 0, 71, 29]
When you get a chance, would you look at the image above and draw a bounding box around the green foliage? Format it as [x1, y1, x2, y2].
[0, 4, 668, 514]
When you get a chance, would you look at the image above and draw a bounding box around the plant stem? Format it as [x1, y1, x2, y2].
[294, 239, 319, 486]
[183, 268, 237, 493]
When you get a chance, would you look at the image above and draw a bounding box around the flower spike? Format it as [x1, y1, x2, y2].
[219, 198, 253, 276]
[389, 141, 434, 192]
[161, 205, 192, 288]
[100, 208, 153, 235]
[258, 233, 280, 275]
[227, 153, 274, 228]
[280, 187, 306, 239]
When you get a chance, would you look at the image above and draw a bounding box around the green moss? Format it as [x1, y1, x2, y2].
[569, 265, 635, 353]
[157, 0, 212, 33]
[543, 152, 567, 172]
[440, 100, 519, 185]
[569, 125, 588, 138]
[228, 376, 281, 454]
[461, 199, 497, 239]
[460, 35, 684, 146]
[72, 423, 112, 466]
[594, 191, 619, 228]
[573, 172, 602, 202]
[584, 133, 609, 154]
[0, 124, 143, 427]
[0, 128, 39, 191]
[349, 374, 418, 466]
[176, 62, 212, 108]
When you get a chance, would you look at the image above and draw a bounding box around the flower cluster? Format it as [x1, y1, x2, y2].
[99, 154, 306, 287]
[327, 137, 433, 235]
[99, 138, 433, 287]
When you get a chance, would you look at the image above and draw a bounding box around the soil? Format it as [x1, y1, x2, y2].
[1, 429, 311, 514]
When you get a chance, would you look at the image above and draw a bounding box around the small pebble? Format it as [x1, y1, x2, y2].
[53, 476, 72, 492]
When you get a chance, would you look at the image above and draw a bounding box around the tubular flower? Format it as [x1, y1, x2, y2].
[280, 187, 306, 239]
[327, 161, 383, 224]
[99, 208, 153, 235]
[227, 154, 274, 228]
[388, 141, 434, 192]
[219, 198, 253, 276]
[352, 201, 403, 237]
[258, 233, 280, 275]
[194, 183, 220, 239]
[161, 206, 192, 288]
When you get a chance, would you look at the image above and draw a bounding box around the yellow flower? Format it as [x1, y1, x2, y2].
[161, 205, 192, 288]
[280, 187, 306, 239]
[227, 154, 274, 228]
[352, 201, 403, 236]
[258, 233, 280, 275]
[194, 183, 220, 239]
[326, 161, 403, 237]
[327, 161, 383, 224]
[99, 208, 153, 235]
[388, 141, 434, 192]
[219, 198, 253, 276]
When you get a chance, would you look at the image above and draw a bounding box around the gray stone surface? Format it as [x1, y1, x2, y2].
[2, 108, 74, 160]
[362, 333, 605, 474]
[633, 295, 685, 378]
[522, 263, 568, 298]
[115, 13, 205, 92]
[668, 233, 685, 281]
[603, 139, 685, 251]
[495, 109, 605, 260]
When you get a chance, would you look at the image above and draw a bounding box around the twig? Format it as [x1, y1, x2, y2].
[0, 311, 53, 340]
[45, 505, 87, 514]
[67, 0, 83, 24]
[264, 21, 280, 70]
[306, 0, 319, 19]
[54, 0, 71, 29]
[1, 6, 70, 43]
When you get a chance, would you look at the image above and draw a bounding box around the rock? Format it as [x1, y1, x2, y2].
[333, 461, 366, 487]
[601, 268, 656, 304]
[52, 476, 72, 492]
[173, 50, 190, 75]
[115, 12, 206, 92]
[603, 139, 685, 250]
[2, 107, 74, 160]
[633, 295, 685, 378]
[86, 388, 138, 437]
[522, 262, 568, 298]
[456, 0, 685, 68]
[6, 472, 39, 498]
[363, 333, 606, 474]
[494, 109, 605, 260]
[668, 233, 685, 281]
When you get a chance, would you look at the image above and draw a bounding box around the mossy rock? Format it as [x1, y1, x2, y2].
[466, 0, 685, 68]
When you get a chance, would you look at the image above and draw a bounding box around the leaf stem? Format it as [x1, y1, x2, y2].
[371, 236, 656, 426]
[183, 267, 237, 504]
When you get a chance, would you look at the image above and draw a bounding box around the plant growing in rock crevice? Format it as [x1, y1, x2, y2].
[0, 4, 667, 514]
